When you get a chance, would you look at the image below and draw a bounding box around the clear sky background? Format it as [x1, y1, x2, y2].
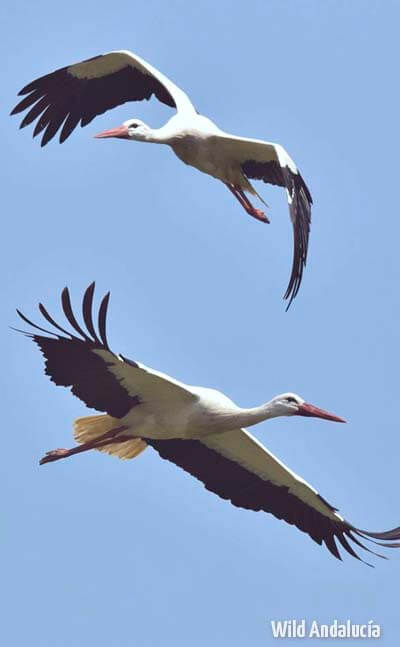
[2, 1, 400, 645]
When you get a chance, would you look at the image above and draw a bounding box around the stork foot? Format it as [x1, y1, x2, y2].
[247, 208, 270, 224]
[40, 448, 71, 465]
[224, 183, 270, 224]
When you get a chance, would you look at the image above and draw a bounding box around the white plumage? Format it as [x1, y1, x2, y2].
[11, 50, 312, 307]
[15, 283, 400, 565]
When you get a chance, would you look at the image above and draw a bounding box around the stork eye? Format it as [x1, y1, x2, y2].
[286, 396, 297, 403]
[129, 123, 139, 129]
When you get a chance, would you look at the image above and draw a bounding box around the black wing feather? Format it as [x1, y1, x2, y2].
[146, 437, 400, 564]
[38, 302, 75, 338]
[283, 170, 312, 309]
[82, 281, 101, 344]
[98, 291, 110, 350]
[61, 287, 92, 342]
[16, 283, 139, 418]
[20, 96, 52, 129]
[242, 160, 312, 309]
[16, 308, 60, 337]
[11, 54, 176, 146]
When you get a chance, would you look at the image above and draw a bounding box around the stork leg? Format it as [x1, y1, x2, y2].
[39, 426, 130, 465]
[225, 183, 270, 223]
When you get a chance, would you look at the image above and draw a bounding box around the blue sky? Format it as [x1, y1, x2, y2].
[2, 1, 400, 645]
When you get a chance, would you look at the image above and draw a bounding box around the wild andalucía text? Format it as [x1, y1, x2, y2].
[270, 619, 381, 639]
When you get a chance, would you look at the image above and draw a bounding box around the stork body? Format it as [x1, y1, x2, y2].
[15, 283, 400, 565]
[142, 114, 259, 191]
[11, 50, 312, 307]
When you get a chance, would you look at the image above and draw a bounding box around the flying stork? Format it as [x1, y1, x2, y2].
[11, 50, 312, 308]
[14, 283, 400, 565]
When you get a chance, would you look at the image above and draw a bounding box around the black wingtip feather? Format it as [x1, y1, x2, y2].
[335, 532, 363, 562]
[14, 283, 140, 419]
[358, 526, 400, 541]
[10, 89, 42, 116]
[282, 172, 312, 310]
[346, 530, 387, 561]
[15, 284, 113, 350]
[10, 325, 36, 337]
[323, 534, 342, 561]
[16, 308, 59, 337]
[61, 287, 91, 342]
[145, 437, 400, 566]
[98, 292, 110, 350]
[11, 54, 177, 145]
[38, 302, 74, 338]
[82, 282, 101, 345]
[242, 159, 312, 310]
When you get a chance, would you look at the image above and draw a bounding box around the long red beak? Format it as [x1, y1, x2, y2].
[94, 125, 129, 139]
[297, 402, 346, 423]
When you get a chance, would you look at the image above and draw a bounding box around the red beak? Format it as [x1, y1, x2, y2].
[296, 402, 346, 423]
[94, 125, 129, 139]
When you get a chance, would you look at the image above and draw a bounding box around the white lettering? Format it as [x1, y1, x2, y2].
[309, 620, 319, 637]
[271, 621, 289, 638]
[270, 618, 381, 639]
[270, 619, 306, 638]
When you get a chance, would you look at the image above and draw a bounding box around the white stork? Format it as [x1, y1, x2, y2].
[11, 50, 312, 308]
[15, 283, 400, 565]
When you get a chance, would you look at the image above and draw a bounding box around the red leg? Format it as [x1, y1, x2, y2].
[39, 426, 129, 465]
[225, 183, 270, 223]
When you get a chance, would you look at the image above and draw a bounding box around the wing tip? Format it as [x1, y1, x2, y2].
[283, 173, 312, 310]
[12, 51, 179, 145]
[15, 283, 112, 348]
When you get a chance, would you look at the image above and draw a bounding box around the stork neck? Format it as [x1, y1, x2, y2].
[143, 126, 173, 145]
[216, 401, 281, 431]
[235, 402, 281, 428]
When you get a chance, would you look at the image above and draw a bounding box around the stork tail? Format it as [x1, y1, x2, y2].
[74, 415, 147, 460]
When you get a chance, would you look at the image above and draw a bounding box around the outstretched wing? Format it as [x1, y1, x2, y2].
[15, 282, 195, 417]
[11, 50, 195, 146]
[215, 134, 312, 308]
[147, 428, 400, 564]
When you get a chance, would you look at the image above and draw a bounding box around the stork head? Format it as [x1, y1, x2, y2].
[95, 119, 152, 141]
[270, 392, 346, 422]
